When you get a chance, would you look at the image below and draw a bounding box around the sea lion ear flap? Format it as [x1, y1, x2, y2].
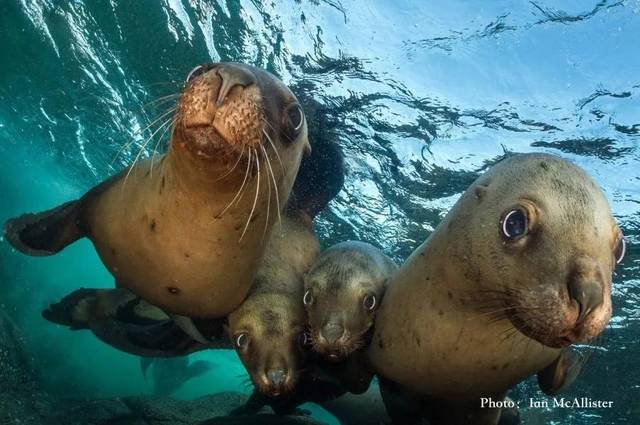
[474, 183, 490, 202]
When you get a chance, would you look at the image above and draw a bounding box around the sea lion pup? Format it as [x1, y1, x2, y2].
[4, 62, 311, 319]
[303, 241, 397, 361]
[368, 153, 626, 425]
[227, 208, 321, 398]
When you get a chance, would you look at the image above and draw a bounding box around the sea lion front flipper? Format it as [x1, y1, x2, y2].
[537, 348, 583, 395]
[4, 200, 83, 256]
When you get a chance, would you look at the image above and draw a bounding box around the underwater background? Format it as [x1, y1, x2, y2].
[0, 0, 638, 424]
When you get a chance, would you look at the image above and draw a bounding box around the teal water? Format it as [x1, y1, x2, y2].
[0, 1, 638, 424]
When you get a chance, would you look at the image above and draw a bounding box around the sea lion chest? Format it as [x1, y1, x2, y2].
[82, 160, 265, 318]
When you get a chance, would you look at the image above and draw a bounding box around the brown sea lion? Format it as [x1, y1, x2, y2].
[303, 241, 397, 361]
[4, 63, 311, 318]
[227, 208, 320, 397]
[368, 153, 626, 425]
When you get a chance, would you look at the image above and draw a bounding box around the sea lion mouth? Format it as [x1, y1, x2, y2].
[175, 63, 265, 159]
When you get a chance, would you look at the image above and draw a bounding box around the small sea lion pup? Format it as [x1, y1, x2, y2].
[4, 63, 311, 319]
[368, 153, 626, 425]
[303, 241, 397, 362]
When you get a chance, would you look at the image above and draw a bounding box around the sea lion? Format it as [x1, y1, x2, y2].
[39, 126, 346, 359]
[303, 241, 397, 361]
[140, 357, 214, 396]
[227, 208, 320, 397]
[368, 153, 626, 425]
[4, 62, 311, 318]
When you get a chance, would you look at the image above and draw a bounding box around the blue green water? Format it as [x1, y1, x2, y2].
[0, 1, 638, 424]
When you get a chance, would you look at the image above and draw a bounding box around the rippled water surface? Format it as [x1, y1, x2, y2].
[0, 1, 639, 424]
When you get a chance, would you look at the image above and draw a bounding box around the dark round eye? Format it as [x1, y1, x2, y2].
[501, 208, 528, 240]
[287, 104, 304, 133]
[186, 65, 205, 83]
[363, 294, 377, 311]
[297, 331, 312, 347]
[235, 333, 249, 350]
[303, 289, 313, 306]
[614, 236, 626, 265]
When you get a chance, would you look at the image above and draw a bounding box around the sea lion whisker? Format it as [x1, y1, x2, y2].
[122, 115, 174, 188]
[149, 117, 176, 179]
[260, 143, 282, 232]
[142, 93, 180, 109]
[111, 106, 176, 166]
[239, 148, 260, 242]
[214, 144, 246, 183]
[259, 146, 272, 240]
[216, 149, 253, 219]
[262, 125, 285, 174]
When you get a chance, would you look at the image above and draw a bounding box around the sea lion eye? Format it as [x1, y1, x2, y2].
[186, 65, 205, 83]
[363, 294, 377, 311]
[286, 104, 304, 133]
[235, 333, 249, 350]
[501, 208, 528, 240]
[614, 236, 626, 265]
[303, 289, 314, 306]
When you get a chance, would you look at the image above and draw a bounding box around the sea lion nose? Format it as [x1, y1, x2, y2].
[266, 369, 286, 387]
[321, 322, 345, 345]
[213, 63, 257, 106]
[568, 257, 604, 325]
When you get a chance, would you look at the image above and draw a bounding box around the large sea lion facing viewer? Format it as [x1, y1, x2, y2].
[368, 153, 625, 424]
[4, 63, 311, 318]
[303, 241, 397, 361]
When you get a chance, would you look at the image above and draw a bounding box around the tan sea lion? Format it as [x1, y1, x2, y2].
[368, 153, 626, 425]
[4, 63, 311, 318]
[303, 241, 397, 361]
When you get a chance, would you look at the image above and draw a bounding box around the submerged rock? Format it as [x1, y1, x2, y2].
[0, 311, 326, 425]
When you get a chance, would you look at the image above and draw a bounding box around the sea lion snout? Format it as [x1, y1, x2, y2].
[564, 256, 610, 343]
[177, 63, 263, 156]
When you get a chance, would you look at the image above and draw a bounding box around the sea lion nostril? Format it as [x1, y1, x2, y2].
[321, 322, 345, 345]
[568, 279, 603, 324]
[215, 65, 258, 106]
[266, 369, 286, 386]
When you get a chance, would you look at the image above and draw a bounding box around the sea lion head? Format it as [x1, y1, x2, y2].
[171, 62, 310, 181]
[303, 245, 390, 362]
[458, 153, 624, 348]
[227, 293, 309, 397]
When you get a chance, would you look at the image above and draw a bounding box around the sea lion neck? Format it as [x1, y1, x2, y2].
[162, 139, 246, 196]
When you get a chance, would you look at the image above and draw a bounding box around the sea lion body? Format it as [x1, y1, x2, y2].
[368, 153, 624, 424]
[5, 63, 311, 318]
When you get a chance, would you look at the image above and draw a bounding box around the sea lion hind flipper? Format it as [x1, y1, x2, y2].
[289, 135, 345, 219]
[4, 200, 83, 256]
[41, 288, 98, 329]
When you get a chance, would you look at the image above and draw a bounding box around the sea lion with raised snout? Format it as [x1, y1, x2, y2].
[4, 63, 311, 319]
[368, 153, 626, 425]
[303, 241, 397, 361]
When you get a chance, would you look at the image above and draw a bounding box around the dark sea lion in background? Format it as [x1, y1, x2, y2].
[140, 356, 214, 396]
[303, 241, 397, 361]
[4, 62, 311, 319]
[368, 153, 626, 425]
